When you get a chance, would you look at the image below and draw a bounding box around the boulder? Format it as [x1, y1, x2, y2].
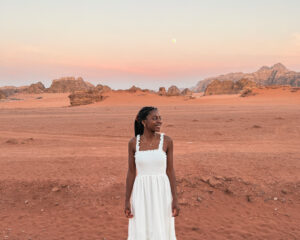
[158, 87, 167, 96]
[68, 89, 106, 106]
[240, 88, 256, 97]
[181, 88, 193, 96]
[167, 85, 181, 96]
[46, 77, 94, 93]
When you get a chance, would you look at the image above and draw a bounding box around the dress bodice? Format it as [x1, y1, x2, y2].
[135, 133, 167, 176]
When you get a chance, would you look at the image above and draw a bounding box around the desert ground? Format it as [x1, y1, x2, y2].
[0, 88, 300, 240]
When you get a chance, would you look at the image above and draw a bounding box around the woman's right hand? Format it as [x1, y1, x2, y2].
[124, 201, 133, 218]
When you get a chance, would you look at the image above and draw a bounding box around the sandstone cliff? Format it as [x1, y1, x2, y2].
[46, 77, 94, 93]
[204, 78, 257, 96]
[194, 63, 300, 92]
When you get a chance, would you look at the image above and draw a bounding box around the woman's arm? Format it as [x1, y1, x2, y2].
[124, 137, 136, 218]
[165, 135, 180, 217]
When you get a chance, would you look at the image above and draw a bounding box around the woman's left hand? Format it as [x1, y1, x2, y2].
[172, 199, 180, 217]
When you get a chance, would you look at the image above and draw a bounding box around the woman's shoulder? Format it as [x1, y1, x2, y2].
[161, 133, 173, 143]
[128, 136, 137, 147]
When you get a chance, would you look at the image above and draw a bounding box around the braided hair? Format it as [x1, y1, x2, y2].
[134, 106, 158, 136]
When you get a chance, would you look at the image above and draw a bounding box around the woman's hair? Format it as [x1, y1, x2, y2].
[134, 106, 158, 136]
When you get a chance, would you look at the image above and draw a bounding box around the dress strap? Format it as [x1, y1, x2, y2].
[159, 133, 164, 150]
[136, 134, 140, 151]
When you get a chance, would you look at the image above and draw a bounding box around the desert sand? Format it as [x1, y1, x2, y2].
[0, 88, 300, 240]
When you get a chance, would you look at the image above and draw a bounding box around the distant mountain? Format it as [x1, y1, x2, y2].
[192, 63, 300, 92]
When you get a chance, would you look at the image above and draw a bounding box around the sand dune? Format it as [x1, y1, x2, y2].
[0, 88, 300, 239]
[1, 86, 299, 109]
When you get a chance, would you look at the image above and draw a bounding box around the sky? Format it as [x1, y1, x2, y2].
[1, 0, 300, 90]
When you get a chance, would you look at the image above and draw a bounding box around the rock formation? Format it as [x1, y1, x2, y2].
[141, 89, 151, 93]
[0, 90, 6, 99]
[193, 63, 300, 92]
[181, 88, 193, 96]
[0, 86, 20, 97]
[22, 82, 45, 93]
[158, 87, 167, 96]
[46, 77, 94, 93]
[96, 84, 111, 93]
[127, 85, 142, 93]
[240, 88, 256, 97]
[204, 78, 257, 96]
[68, 89, 106, 106]
[167, 85, 181, 96]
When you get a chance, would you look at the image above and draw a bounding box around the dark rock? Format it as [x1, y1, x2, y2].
[167, 85, 181, 96]
[158, 87, 167, 96]
[68, 89, 107, 106]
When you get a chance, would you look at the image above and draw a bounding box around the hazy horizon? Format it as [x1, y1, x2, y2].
[1, 0, 300, 89]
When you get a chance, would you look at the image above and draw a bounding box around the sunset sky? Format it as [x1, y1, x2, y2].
[1, 0, 300, 90]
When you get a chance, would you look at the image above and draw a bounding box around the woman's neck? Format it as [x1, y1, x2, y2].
[142, 129, 156, 139]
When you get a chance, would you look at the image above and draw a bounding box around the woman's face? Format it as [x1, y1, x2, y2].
[143, 110, 162, 132]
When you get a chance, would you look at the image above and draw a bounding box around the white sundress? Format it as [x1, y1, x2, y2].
[127, 132, 177, 240]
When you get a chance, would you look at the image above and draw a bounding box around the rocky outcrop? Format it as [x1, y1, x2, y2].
[22, 82, 45, 93]
[0, 90, 6, 99]
[240, 88, 256, 97]
[167, 85, 181, 96]
[158, 87, 167, 96]
[181, 88, 193, 96]
[68, 89, 106, 106]
[96, 84, 111, 93]
[204, 78, 257, 96]
[0, 86, 20, 97]
[193, 63, 300, 92]
[127, 85, 142, 93]
[46, 77, 94, 93]
[141, 89, 151, 93]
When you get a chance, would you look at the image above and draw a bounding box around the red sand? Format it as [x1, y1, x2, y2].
[0, 88, 299, 239]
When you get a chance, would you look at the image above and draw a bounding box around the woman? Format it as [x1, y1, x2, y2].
[124, 106, 179, 239]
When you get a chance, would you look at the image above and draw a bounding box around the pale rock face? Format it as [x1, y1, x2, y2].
[204, 78, 257, 96]
[167, 85, 181, 96]
[194, 63, 300, 92]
